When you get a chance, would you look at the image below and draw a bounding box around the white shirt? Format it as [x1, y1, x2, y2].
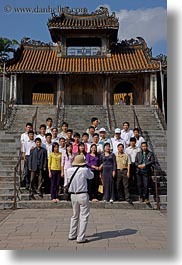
[125, 146, 141, 163]
[20, 132, 29, 144]
[135, 136, 145, 149]
[44, 142, 52, 158]
[35, 134, 47, 145]
[111, 137, 126, 154]
[87, 143, 103, 153]
[121, 129, 134, 145]
[58, 132, 68, 139]
[46, 126, 53, 134]
[51, 137, 59, 144]
[87, 133, 94, 143]
[20, 133, 36, 151]
[67, 167, 94, 193]
[59, 146, 66, 154]
[22, 140, 36, 156]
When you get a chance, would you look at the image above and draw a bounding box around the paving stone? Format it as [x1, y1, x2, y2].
[0, 208, 167, 251]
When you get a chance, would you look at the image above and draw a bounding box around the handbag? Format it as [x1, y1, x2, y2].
[64, 167, 79, 201]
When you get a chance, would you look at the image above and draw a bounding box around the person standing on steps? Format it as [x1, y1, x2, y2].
[133, 128, 145, 149]
[135, 142, 155, 204]
[51, 127, 59, 143]
[35, 124, 47, 145]
[28, 138, 47, 199]
[48, 142, 63, 203]
[45, 117, 53, 134]
[99, 142, 116, 203]
[61, 143, 74, 195]
[125, 137, 141, 194]
[120, 122, 134, 147]
[111, 128, 126, 154]
[58, 121, 68, 139]
[87, 126, 95, 144]
[67, 155, 94, 243]
[86, 117, 100, 134]
[115, 143, 132, 204]
[124, 93, 131, 105]
[86, 143, 100, 202]
[21, 130, 36, 189]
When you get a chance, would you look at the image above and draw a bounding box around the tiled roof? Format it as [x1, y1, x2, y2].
[48, 8, 119, 30]
[48, 16, 119, 29]
[6, 46, 160, 74]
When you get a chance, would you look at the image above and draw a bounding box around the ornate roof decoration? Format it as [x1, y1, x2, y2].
[110, 37, 154, 63]
[21, 37, 53, 47]
[156, 54, 167, 67]
[110, 37, 147, 50]
[47, 6, 119, 29]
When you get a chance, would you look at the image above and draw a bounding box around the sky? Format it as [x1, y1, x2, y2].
[0, 0, 167, 57]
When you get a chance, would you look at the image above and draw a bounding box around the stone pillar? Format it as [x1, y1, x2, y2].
[160, 68, 165, 117]
[101, 38, 107, 55]
[57, 75, 64, 106]
[13, 74, 17, 102]
[150, 73, 157, 105]
[9, 75, 13, 100]
[144, 74, 150, 105]
[103, 75, 109, 106]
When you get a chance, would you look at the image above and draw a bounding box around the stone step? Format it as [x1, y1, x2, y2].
[0, 154, 19, 160]
[0, 201, 14, 209]
[0, 170, 14, 176]
[0, 165, 16, 170]
[14, 192, 167, 201]
[0, 176, 19, 181]
[0, 187, 14, 194]
[0, 161, 17, 166]
[0, 181, 15, 188]
[15, 200, 166, 210]
[0, 194, 14, 201]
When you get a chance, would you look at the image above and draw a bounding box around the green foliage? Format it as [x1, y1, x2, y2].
[0, 37, 19, 62]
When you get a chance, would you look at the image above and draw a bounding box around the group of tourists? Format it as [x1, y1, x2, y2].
[20, 116, 156, 244]
[20, 117, 155, 205]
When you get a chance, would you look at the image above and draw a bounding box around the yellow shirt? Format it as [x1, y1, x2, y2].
[48, 152, 62, 170]
[116, 153, 131, 170]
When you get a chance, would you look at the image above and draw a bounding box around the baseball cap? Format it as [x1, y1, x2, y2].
[115, 128, 121, 134]
[99, 128, 106, 132]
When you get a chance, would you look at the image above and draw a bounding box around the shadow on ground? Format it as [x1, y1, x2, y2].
[88, 228, 138, 242]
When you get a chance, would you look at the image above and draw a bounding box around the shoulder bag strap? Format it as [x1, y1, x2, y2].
[68, 167, 80, 187]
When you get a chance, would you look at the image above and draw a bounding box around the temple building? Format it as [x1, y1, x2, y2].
[4, 7, 166, 111]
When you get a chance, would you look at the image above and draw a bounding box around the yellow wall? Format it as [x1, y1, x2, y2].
[114, 93, 133, 105]
[32, 93, 54, 105]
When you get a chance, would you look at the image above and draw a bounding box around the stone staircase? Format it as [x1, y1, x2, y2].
[59, 105, 109, 134]
[110, 105, 167, 201]
[0, 104, 167, 210]
[7, 105, 57, 133]
[134, 106, 167, 175]
[0, 131, 20, 209]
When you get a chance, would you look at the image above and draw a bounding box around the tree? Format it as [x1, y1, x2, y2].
[0, 37, 19, 63]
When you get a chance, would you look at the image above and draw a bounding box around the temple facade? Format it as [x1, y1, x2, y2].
[4, 7, 165, 109]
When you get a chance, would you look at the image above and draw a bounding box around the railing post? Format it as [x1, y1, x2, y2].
[13, 169, 17, 210]
[13, 149, 23, 209]
[154, 169, 160, 210]
[133, 105, 136, 128]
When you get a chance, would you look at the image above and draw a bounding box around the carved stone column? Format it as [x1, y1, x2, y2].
[150, 73, 157, 105]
